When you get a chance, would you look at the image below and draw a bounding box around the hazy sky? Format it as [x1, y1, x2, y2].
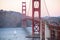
[0, 0, 60, 17]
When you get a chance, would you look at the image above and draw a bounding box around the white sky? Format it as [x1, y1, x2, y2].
[0, 0, 60, 17]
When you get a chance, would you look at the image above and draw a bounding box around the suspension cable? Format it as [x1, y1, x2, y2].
[27, 0, 31, 16]
[43, 0, 50, 17]
[43, 0, 58, 40]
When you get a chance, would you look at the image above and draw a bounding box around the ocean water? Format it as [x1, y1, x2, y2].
[0, 26, 50, 40]
[0, 27, 32, 40]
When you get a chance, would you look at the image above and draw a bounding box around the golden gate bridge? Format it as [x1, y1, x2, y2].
[21, 0, 60, 40]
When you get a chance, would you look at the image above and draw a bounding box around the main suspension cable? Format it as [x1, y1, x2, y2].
[27, 0, 31, 16]
[43, 0, 50, 17]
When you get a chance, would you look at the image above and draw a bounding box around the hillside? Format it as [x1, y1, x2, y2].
[0, 10, 22, 28]
[43, 17, 60, 26]
[0, 10, 60, 28]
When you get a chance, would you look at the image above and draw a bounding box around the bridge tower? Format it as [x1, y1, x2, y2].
[22, 2, 26, 27]
[32, 0, 40, 40]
